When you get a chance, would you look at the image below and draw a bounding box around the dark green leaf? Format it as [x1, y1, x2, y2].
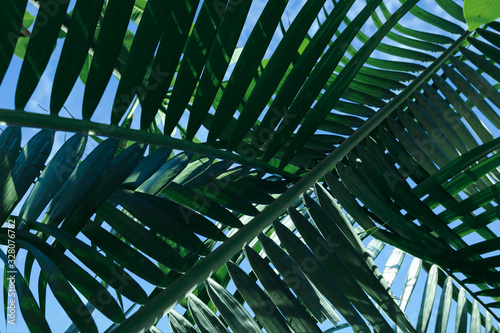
[82, 222, 167, 287]
[207, 0, 288, 143]
[15, 0, 70, 109]
[42, 138, 118, 230]
[169, 310, 198, 333]
[186, 0, 253, 140]
[305, 191, 416, 333]
[122, 147, 172, 189]
[227, 0, 327, 149]
[459, 46, 500, 84]
[97, 202, 187, 271]
[403, 0, 465, 34]
[244, 245, 323, 333]
[13, 229, 125, 323]
[163, 0, 227, 134]
[140, 0, 200, 129]
[251, 0, 355, 151]
[226, 261, 293, 333]
[111, 0, 174, 124]
[16, 239, 98, 333]
[138, 152, 191, 195]
[0, 250, 51, 333]
[0, 0, 28, 84]
[263, 0, 383, 162]
[50, 0, 103, 114]
[205, 278, 262, 333]
[111, 189, 208, 255]
[442, 64, 500, 130]
[1, 130, 54, 223]
[133, 191, 227, 241]
[280, 0, 420, 167]
[188, 294, 229, 333]
[161, 182, 242, 228]
[272, 221, 371, 332]
[82, 0, 136, 120]
[30, 223, 148, 304]
[288, 206, 394, 332]
[19, 133, 87, 229]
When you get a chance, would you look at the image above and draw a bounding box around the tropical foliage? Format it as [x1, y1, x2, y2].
[1, 0, 500, 332]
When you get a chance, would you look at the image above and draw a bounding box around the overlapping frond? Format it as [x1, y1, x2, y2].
[1, 0, 500, 332]
[167, 187, 499, 333]
[0, 127, 291, 332]
[0, 0, 476, 172]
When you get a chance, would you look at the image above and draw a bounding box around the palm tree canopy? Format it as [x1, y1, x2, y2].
[1, 0, 500, 332]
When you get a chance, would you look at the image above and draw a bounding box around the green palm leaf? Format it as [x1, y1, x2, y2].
[3, 0, 500, 332]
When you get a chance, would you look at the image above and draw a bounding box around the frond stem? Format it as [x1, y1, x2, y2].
[0, 110, 296, 178]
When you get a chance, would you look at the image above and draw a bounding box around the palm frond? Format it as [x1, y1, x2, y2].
[1, 0, 500, 332]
